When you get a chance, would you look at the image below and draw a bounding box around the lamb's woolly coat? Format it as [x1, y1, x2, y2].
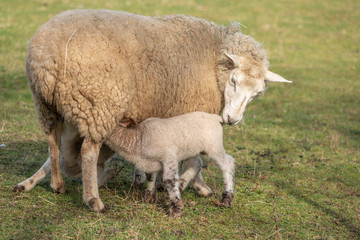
[105, 112, 225, 173]
[27, 9, 268, 142]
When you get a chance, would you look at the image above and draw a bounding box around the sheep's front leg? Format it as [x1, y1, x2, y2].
[81, 137, 105, 212]
[163, 160, 183, 217]
[209, 151, 235, 207]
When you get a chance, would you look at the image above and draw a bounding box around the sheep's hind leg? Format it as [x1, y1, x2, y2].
[13, 157, 52, 192]
[163, 160, 183, 217]
[97, 145, 115, 187]
[81, 137, 105, 212]
[180, 155, 212, 197]
[209, 151, 235, 207]
[49, 121, 66, 193]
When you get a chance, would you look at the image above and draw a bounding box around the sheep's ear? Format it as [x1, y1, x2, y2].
[224, 52, 240, 68]
[229, 22, 241, 33]
[265, 71, 292, 83]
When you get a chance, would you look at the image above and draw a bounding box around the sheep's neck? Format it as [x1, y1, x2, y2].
[106, 126, 142, 157]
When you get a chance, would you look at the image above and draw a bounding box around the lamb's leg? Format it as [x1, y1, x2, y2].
[180, 155, 213, 197]
[49, 121, 66, 193]
[144, 172, 157, 203]
[208, 151, 235, 207]
[81, 137, 104, 212]
[13, 157, 52, 192]
[192, 170, 213, 197]
[163, 160, 183, 218]
[133, 168, 147, 190]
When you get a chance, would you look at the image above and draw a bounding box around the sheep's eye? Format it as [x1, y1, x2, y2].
[230, 75, 237, 88]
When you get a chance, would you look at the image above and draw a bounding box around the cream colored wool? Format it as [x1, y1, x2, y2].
[26, 9, 269, 142]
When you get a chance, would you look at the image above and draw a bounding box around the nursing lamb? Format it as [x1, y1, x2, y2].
[105, 112, 235, 217]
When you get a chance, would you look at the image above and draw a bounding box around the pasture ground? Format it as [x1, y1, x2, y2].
[1, 0, 359, 239]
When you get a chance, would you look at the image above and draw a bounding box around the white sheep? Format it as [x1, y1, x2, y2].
[104, 112, 235, 217]
[15, 9, 291, 213]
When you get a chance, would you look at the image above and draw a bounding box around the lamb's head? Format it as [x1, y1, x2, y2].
[221, 52, 291, 125]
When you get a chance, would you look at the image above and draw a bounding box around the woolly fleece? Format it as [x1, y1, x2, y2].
[26, 9, 268, 142]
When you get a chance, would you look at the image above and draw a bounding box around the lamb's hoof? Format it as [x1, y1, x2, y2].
[132, 182, 143, 191]
[144, 190, 156, 203]
[195, 186, 213, 198]
[168, 199, 184, 218]
[221, 192, 234, 207]
[13, 184, 25, 192]
[87, 198, 106, 213]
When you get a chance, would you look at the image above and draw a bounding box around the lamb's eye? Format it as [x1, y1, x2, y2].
[231, 77, 236, 86]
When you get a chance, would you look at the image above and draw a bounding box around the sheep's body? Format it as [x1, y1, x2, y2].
[17, 9, 290, 212]
[27, 10, 227, 141]
[105, 112, 235, 217]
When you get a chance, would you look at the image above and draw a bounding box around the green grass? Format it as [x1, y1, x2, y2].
[1, 0, 359, 239]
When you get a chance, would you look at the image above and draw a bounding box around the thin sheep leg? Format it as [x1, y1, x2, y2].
[209, 151, 235, 207]
[13, 157, 51, 192]
[133, 168, 147, 189]
[162, 159, 183, 217]
[192, 169, 213, 197]
[49, 121, 66, 193]
[180, 155, 213, 197]
[144, 172, 158, 203]
[81, 137, 104, 212]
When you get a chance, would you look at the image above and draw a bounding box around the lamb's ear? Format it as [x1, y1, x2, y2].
[128, 118, 137, 128]
[119, 117, 137, 128]
[265, 70, 292, 83]
[224, 52, 241, 68]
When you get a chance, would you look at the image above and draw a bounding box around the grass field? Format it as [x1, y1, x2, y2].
[1, 0, 359, 239]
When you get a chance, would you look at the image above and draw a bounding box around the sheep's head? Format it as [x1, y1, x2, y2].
[222, 52, 291, 125]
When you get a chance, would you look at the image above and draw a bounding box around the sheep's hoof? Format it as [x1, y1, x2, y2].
[221, 192, 234, 207]
[12, 184, 25, 192]
[144, 190, 156, 203]
[51, 182, 66, 194]
[168, 199, 184, 218]
[87, 198, 106, 213]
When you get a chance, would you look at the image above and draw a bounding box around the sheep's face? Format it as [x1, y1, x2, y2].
[222, 53, 291, 125]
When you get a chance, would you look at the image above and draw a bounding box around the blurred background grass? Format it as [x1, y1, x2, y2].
[1, 0, 359, 239]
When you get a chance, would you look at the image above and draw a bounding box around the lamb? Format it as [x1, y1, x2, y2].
[105, 112, 235, 217]
[15, 9, 291, 213]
